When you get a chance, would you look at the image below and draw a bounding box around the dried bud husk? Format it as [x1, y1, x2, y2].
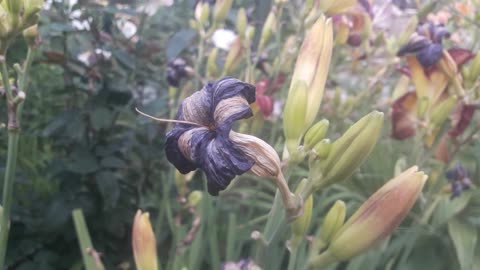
[303, 119, 329, 150]
[318, 200, 346, 244]
[236, 8, 247, 38]
[314, 111, 383, 189]
[258, 10, 276, 51]
[309, 167, 427, 267]
[290, 179, 313, 249]
[213, 0, 233, 25]
[229, 131, 281, 178]
[132, 210, 159, 270]
[283, 80, 308, 153]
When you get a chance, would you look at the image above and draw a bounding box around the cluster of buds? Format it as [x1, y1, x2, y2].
[0, 0, 43, 50]
[309, 166, 428, 268]
[445, 163, 473, 199]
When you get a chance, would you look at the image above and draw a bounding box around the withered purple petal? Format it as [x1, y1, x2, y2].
[416, 43, 443, 67]
[165, 77, 257, 195]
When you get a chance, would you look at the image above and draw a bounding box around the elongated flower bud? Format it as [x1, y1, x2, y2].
[258, 10, 276, 51]
[287, 16, 333, 130]
[236, 8, 247, 38]
[430, 96, 457, 127]
[283, 81, 308, 153]
[310, 166, 427, 267]
[23, 24, 38, 47]
[4, 0, 23, 15]
[319, 200, 346, 244]
[303, 119, 329, 150]
[195, 2, 209, 25]
[206, 48, 219, 77]
[132, 210, 159, 270]
[213, 0, 232, 25]
[319, 0, 356, 15]
[224, 37, 243, 74]
[333, 167, 426, 258]
[290, 179, 313, 249]
[314, 111, 384, 189]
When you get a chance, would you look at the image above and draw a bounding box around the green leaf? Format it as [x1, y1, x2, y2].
[166, 29, 196, 60]
[432, 192, 472, 226]
[90, 108, 114, 130]
[68, 149, 99, 174]
[95, 171, 120, 209]
[100, 156, 126, 168]
[448, 218, 477, 270]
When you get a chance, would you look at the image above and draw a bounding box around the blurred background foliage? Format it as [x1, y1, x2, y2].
[0, 0, 480, 269]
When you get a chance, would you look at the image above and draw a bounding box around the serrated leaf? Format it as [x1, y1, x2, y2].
[448, 218, 477, 270]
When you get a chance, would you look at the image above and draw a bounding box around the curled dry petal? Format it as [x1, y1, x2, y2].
[165, 77, 256, 195]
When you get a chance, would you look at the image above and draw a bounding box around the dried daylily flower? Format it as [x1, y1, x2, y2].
[448, 102, 477, 138]
[165, 77, 256, 195]
[445, 163, 473, 199]
[397, 22, 450, 68]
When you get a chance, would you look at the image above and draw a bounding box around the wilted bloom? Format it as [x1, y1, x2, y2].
[445, 163, 472, 199]
[392, 47, 475, 141]
[165, 77, 256, 195]
[397, 22, 451, 67]
[166, 58, 192, 87]
[309, 166, 427, 267]
[331, 0, 372, 47]
[132, 210, 158, 270]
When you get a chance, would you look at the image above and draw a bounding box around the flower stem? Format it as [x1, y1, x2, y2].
[0, 47, 35, 268]
[194, 34, 205, 90]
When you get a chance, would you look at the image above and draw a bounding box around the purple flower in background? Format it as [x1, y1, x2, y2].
[397, 22, 450, 67]
[166, 58, 191, 87]
[445, 163, 473, 199]
[222, 258, 261, 270]
[165, 77, 256, 195]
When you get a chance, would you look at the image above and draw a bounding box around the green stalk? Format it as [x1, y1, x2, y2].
[0, 46, 35, 268]
[72, 209, 104, 270]
[0, 130, 19, 267]
[287, 247, 299, 270]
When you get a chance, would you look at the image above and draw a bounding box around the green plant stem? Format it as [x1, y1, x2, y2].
[0, 47, 35, 268]
[287, 247, 299, 270]
[0, 130, 19, 268]
[72, 209, 104, 270]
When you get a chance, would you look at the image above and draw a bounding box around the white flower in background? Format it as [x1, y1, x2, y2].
[117, 20, 137, 39]
[138, 0, 174, 16]
[212, 29, 237, 50]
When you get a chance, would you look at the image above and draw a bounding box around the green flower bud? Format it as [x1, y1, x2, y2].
[188, 191, 203, 207]
[416, 96, 430, 119]
[319, 200, 346, 244]
[258, 10, 276, 51]
[194, 2, 209, 25]
[0, 6, 12, 38]
[313, 139, 331, 159]
[314, 111, 384, 189]
[290, 179, 313, 249]
[206, 48, 219, 78]
[224, 37, 243, 74]
[283, 80, 308, 153]
[309, 167, 427, 268]
[236, 8, 247, 38]
[430, 96, 457, 127]
[303, 119, 329, 150]
[22, 24, 38, 47]
[319, 0, 356, 15]
[23, 0, 43, 27]
[289, 16, 333, 128]
[4, 0, 23, 15]
[213, 0, 232, 25]
[468, 50, 480, 81]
